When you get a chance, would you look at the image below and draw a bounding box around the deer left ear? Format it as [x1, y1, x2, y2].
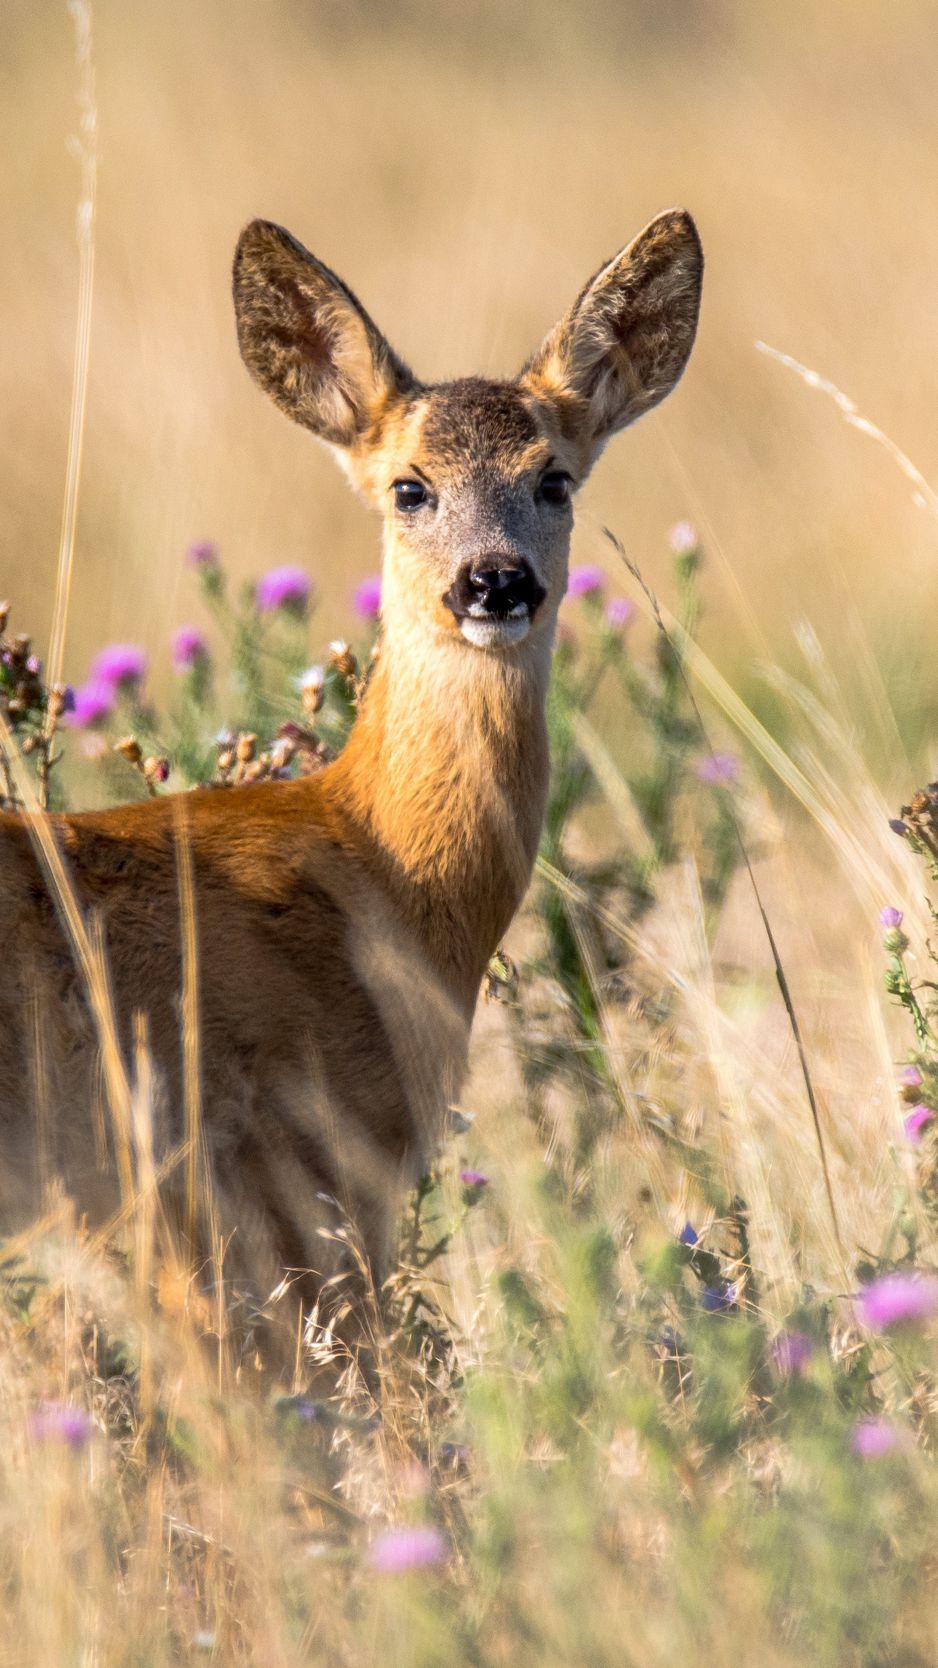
[519, 209, 703, 461]
[233, 219, 416, 448]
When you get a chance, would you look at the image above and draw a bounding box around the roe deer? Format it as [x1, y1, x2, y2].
[0, 209, 702, 1348]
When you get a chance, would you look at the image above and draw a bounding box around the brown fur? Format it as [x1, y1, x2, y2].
[0, 209, 702, 1352]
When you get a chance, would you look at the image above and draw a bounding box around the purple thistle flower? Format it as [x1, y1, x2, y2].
[850, 1418, 901, 1460]
[771, 1329, 814, 1376]
[678, 1221, 699, 1246]
[90, 644, 147, 690]
[889, 818, 909, 836]
[59, 685, 76, 715]
[186, 539, 219, 568]
[566, 564, 605, 599]
[26, 655, 41, 677]
[604, 596, 635, 630]
[702, 1282, 737, 1312]
[65, 680, 115, 728]
[669, 520, 698, 554]
[901, 1065, 924, 1089]
[171, 626, 208, 670]
[460, 1169, 489, 1188]
[857, 1272, 938, 1330]
[369, 1525, 449, 1574]
[255, 565, 312, 615]
[695, 752, 738, 785]
[29, 1402, 94, 1450]
[353, 576, 382, 620]
[879, 906, 903, 930]
[905, 1106, 934, 1145]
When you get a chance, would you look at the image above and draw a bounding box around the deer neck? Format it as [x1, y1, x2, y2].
[331, 615, 552, 999]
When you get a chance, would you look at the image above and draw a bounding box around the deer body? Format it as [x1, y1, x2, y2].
[0, 211, 702, 1338]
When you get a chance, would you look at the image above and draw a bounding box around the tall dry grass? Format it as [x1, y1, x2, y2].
[2, 3, 938, 1662]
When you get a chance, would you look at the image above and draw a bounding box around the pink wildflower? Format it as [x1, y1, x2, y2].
[566, 565, 605, 599]
[90, 644, 147, 690]
[255, 565, 312, 614]
[186, 539, 219, 568]
[171, 626, 208, 670]
[353, 576, 382, 620]
[669, 520, 698, 554]
[66, 680, 115, 728]
[850, 1418, 901, 1459]
[904, 1106, 934, 1144]
[369, 1526, 448, 1574]
[879, 906, 903, 929]
[901, 1065, 924, 1089]
[604, 596, 635, 630]
[695, 752, 738, 785]
[460, 1169, 489, 1188]
[771, 1330, 814, 1376]
[29, 1403, 94, 1450]
[857, 1272, 938, 1330]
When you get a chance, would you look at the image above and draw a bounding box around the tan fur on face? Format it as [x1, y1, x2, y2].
[0, 211, 702, 1367]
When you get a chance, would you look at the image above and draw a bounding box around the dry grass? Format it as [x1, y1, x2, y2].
[3, 3, 938, 1662]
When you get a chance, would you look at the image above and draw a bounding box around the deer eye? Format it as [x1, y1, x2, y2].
[393, 479, 429, 512]
[539, 471, 571, 506]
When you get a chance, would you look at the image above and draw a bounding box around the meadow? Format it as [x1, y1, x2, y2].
[3, 1, 938, 1662]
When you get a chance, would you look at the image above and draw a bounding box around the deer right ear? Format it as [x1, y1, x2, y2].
[233, 220, 415, 447]
[519, 209, 703, 463]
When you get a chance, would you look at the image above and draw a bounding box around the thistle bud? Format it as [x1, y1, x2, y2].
[217, 748, 235, 774]
[48, 685, 70, 721]
[299, 665, 325, 716]
[143, 756, 169, 784]
[236, 732, 256, 765]
[328, 640, 357, 680]
[883, 927, 909, 955]
[114, 735, 143, 766]
[11, 634, 30, 662]
[21, 735, 35, 755]
[0, 602, 9, 633]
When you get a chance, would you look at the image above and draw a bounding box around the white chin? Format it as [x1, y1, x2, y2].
[459, 616, 531, 650]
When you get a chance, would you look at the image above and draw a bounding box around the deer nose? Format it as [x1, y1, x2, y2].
[469, 567, 528, 607]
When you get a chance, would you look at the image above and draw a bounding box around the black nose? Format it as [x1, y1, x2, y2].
[443, 559, 547, 622]
[469, 567, 528, 607]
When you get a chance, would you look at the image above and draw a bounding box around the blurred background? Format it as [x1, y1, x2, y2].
[4, 0, 938, 768]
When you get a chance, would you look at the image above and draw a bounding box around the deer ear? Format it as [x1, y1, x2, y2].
[519, 209, 702, 461]
[233, 220, 416, 447]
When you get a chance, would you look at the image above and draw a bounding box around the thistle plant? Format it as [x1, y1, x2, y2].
[507, 524, 744, 1169]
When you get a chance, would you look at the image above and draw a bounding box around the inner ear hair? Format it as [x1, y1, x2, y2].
[520, 208, 703, 454]
[233, 219, 415, 447]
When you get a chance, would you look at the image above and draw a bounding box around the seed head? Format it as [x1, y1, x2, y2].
[236, 732, 257, 764]
[328, 641, 357, 680]
[114, 736, 143, 765]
